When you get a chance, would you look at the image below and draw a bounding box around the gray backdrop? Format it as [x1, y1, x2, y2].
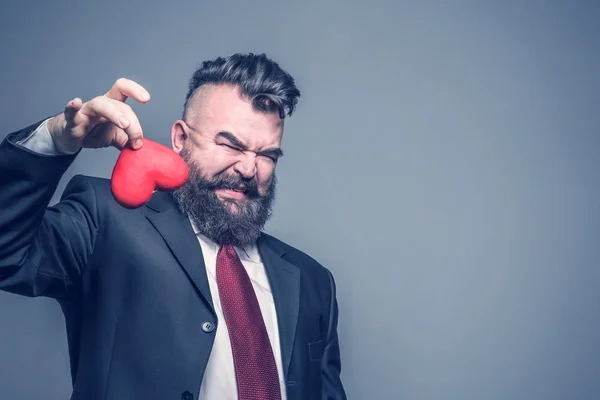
[1, 1, 599, 399]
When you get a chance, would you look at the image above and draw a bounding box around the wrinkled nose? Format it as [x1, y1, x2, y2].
[234, 152, 257, 179]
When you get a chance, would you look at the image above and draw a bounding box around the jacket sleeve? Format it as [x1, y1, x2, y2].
[321, 269, 347, 399]
[0, 121, 98, 299]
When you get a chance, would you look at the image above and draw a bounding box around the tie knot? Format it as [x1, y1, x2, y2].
[219, 243, 238, 259]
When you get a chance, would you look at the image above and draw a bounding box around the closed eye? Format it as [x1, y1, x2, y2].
[257, 149, 283, 162]
[221, 143, 242, 152]
[260, 154, 278, 163]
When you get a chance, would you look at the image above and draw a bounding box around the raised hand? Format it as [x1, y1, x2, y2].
[47, 78, 151, 153]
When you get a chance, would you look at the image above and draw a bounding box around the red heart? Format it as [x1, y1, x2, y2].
[111, 139, 189, 209]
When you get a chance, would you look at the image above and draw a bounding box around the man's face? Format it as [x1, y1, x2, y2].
[170, 84, 284, 245]
[177, 84, 283, 211]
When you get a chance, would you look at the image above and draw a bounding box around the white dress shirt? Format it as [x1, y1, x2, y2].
[194, 229, 287, 400]
[18, 120, 288, 400]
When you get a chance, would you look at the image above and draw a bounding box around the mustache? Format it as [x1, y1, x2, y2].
[203, 172, 261, 199]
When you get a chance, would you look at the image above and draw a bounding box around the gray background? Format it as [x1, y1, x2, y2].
[1, 1, 599, 399]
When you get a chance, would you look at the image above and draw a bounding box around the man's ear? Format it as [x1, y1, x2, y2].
[171, 120, 187, 154]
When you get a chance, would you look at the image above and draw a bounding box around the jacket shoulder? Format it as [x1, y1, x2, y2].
[61, 174, 111, 196]
[260, 233, 334, 279]
[59, 174, 133, 218]
[61, 174, 130, 207]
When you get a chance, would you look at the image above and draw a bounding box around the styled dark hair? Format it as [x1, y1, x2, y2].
[183, 53, 301, 120]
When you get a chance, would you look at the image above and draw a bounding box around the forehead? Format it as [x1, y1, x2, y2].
[187, 84, 283, 141]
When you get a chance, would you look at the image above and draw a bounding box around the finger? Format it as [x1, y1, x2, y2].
[81, 96, 129, 129]
[82, 97, 144, 149]
[64, 98, 93, 132]
[112, 130, 131, 151]
[64, 98, 84, 124]
[106, 77, 151, 104]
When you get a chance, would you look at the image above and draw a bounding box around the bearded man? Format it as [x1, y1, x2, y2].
[0, 53, 346, 400]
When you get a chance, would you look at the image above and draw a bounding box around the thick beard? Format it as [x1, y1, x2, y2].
[172, 148, 276, 246]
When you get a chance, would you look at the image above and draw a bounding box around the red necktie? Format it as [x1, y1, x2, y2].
[216, 243, 282, 400]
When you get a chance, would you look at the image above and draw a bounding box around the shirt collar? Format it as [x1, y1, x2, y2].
[189, 218, 260, 263]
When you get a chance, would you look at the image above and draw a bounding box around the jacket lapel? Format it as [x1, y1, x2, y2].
[143, 192, 300, 376]
[144, 191, 215, 315]
[258, 235, 301, 380]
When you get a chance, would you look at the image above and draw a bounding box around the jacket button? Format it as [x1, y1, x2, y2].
[201, 321, 215, 333]
[181, 390, 193, 400]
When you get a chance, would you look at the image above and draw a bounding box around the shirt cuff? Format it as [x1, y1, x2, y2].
[16, 118, 78, 155]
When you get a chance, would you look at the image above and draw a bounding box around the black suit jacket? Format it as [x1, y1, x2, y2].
[0, 121, 346, 400]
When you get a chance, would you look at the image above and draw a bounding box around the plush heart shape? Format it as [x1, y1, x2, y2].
[111, 139, 189, 209]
